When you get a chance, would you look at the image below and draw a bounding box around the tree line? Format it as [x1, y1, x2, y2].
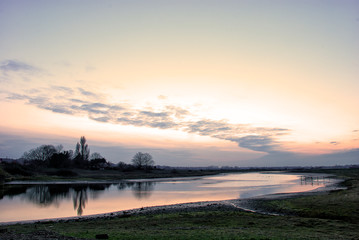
[20, 136, 155, 170]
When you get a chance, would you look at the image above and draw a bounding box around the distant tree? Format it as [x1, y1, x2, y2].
[90, 152, 103, 160]
[22, 145, 58, 167]
[49, 151, 73, 168]
[117, 161, 127, 169]
[131, 152, 154, 169]
[74, 136, 90, 168]
[117, 161, 134, 171]
[55, 144, 64, 153]
[89, 152, 107, 169]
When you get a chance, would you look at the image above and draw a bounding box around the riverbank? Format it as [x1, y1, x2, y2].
[0, 168, 358, 239]
[0, 165, 227, 182]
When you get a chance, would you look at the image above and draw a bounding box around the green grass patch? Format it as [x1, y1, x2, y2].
[1, 166, 226, 182]
[260, 169, 359, 223]
[3, 210, 359, 240]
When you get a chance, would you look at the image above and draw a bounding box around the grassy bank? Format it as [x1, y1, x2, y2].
[0, 168, 358, 240]
[2, 210, 358, 240]
[0, 164, 225, 182]
[256, 168, 359, 223]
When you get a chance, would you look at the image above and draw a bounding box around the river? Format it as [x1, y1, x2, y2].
[0, 172, 333, 222]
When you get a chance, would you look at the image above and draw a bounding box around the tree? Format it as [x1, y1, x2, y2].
[74, 136, 90, 168]
[131, 152, 154, 169]
[89, 152, 107, 169]
[22, 145, 58, 167]
[49, 151, 73, 168]
[117, 161, 134, 171]
[90, 152, 103, 160]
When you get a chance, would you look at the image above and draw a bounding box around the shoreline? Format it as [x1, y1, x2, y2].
[0, 177, 344, 226]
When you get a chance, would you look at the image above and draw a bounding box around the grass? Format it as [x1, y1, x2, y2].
[1, 168, 358, 240]
[0, 164, 225, 182]
[258, 169, 359, 223]
[3, 210, 358, 239]
[0, 166, 11, 184]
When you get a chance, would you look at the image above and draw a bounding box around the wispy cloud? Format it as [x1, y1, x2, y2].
[232, 135, 279, 152]
[51, 85, 74, 94]
[5, 86, 289, 153]
[0, 60, 39, 72]
[78, 88, 98, 97]
[0, 59, 41, 82]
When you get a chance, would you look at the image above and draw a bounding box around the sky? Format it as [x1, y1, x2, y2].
[0, 0, 358, 167]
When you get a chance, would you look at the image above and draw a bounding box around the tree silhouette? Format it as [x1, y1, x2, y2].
[72, 186, 88, 216]
[49, 151, 72, 168]
[89, 152, 108, 169]
[74, 136, 90, 168]
[22, 145, 59, 167]
[131, 152, 154, 169]
[90, 152, 103, 160]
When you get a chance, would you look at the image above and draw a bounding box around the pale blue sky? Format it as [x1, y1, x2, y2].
[0, 0, 358, 166]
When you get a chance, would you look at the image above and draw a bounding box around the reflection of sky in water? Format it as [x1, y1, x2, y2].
[0, 172, 333, 222]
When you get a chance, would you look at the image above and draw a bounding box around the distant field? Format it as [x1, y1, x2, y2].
[0, 165, 227, 182]
[0, 168, 358, 240]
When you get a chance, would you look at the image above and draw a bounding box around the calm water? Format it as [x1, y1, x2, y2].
[0, 172, 332, 222]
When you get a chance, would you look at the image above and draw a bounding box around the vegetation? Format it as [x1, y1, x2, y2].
[0, 165, 10, 183]
[0, 167, 223, 182]
[3, 210, 358, 240]
[257, 168, 359, 223]
[131, 152, 154, 170]
[1, 136, 161, 182]
[0, 168, 358, 240]
[73, 136, 90, 168]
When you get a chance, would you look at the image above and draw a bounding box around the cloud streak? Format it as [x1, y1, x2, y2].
[0, 60, 39, 72]
[5, 86, 289, 153]
[0, 59, 43, 83]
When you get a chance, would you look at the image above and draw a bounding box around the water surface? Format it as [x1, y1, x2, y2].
[0, 172, 332, 222]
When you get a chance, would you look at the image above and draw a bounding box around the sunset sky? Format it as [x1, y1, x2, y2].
[1, 0, 358, 167]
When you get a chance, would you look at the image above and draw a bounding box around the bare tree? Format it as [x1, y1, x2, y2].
[75, 136, 90, 161]
[131, 152, 154, 169]
[22, 145, 58, 166]
[74, 136, 90, 168]
[89, 152, 107, 169]
[90, 152, 103, 160]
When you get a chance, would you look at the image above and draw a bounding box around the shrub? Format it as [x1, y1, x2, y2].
[2, 162, 33, 176]
[0, 165, 9, 182]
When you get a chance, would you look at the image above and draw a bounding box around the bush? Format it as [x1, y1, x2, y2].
[171, 169, 179, 174]
[0, 165, 9, 182]
[2, 162, 33, 176]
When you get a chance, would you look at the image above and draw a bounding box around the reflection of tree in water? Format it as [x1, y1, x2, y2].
[72, 186, 88, 216]
[1, 183, 112, 216]
[117, 182, 132, 190]
[26, 186, 52, 206]
[132, 182, 155, 199]
[25, 185, 70, 207]
[88, 184, 111, 199]
[0, 185, 28, 200]
[71, 184, 112, 215]
[117, 181, 156, 199]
